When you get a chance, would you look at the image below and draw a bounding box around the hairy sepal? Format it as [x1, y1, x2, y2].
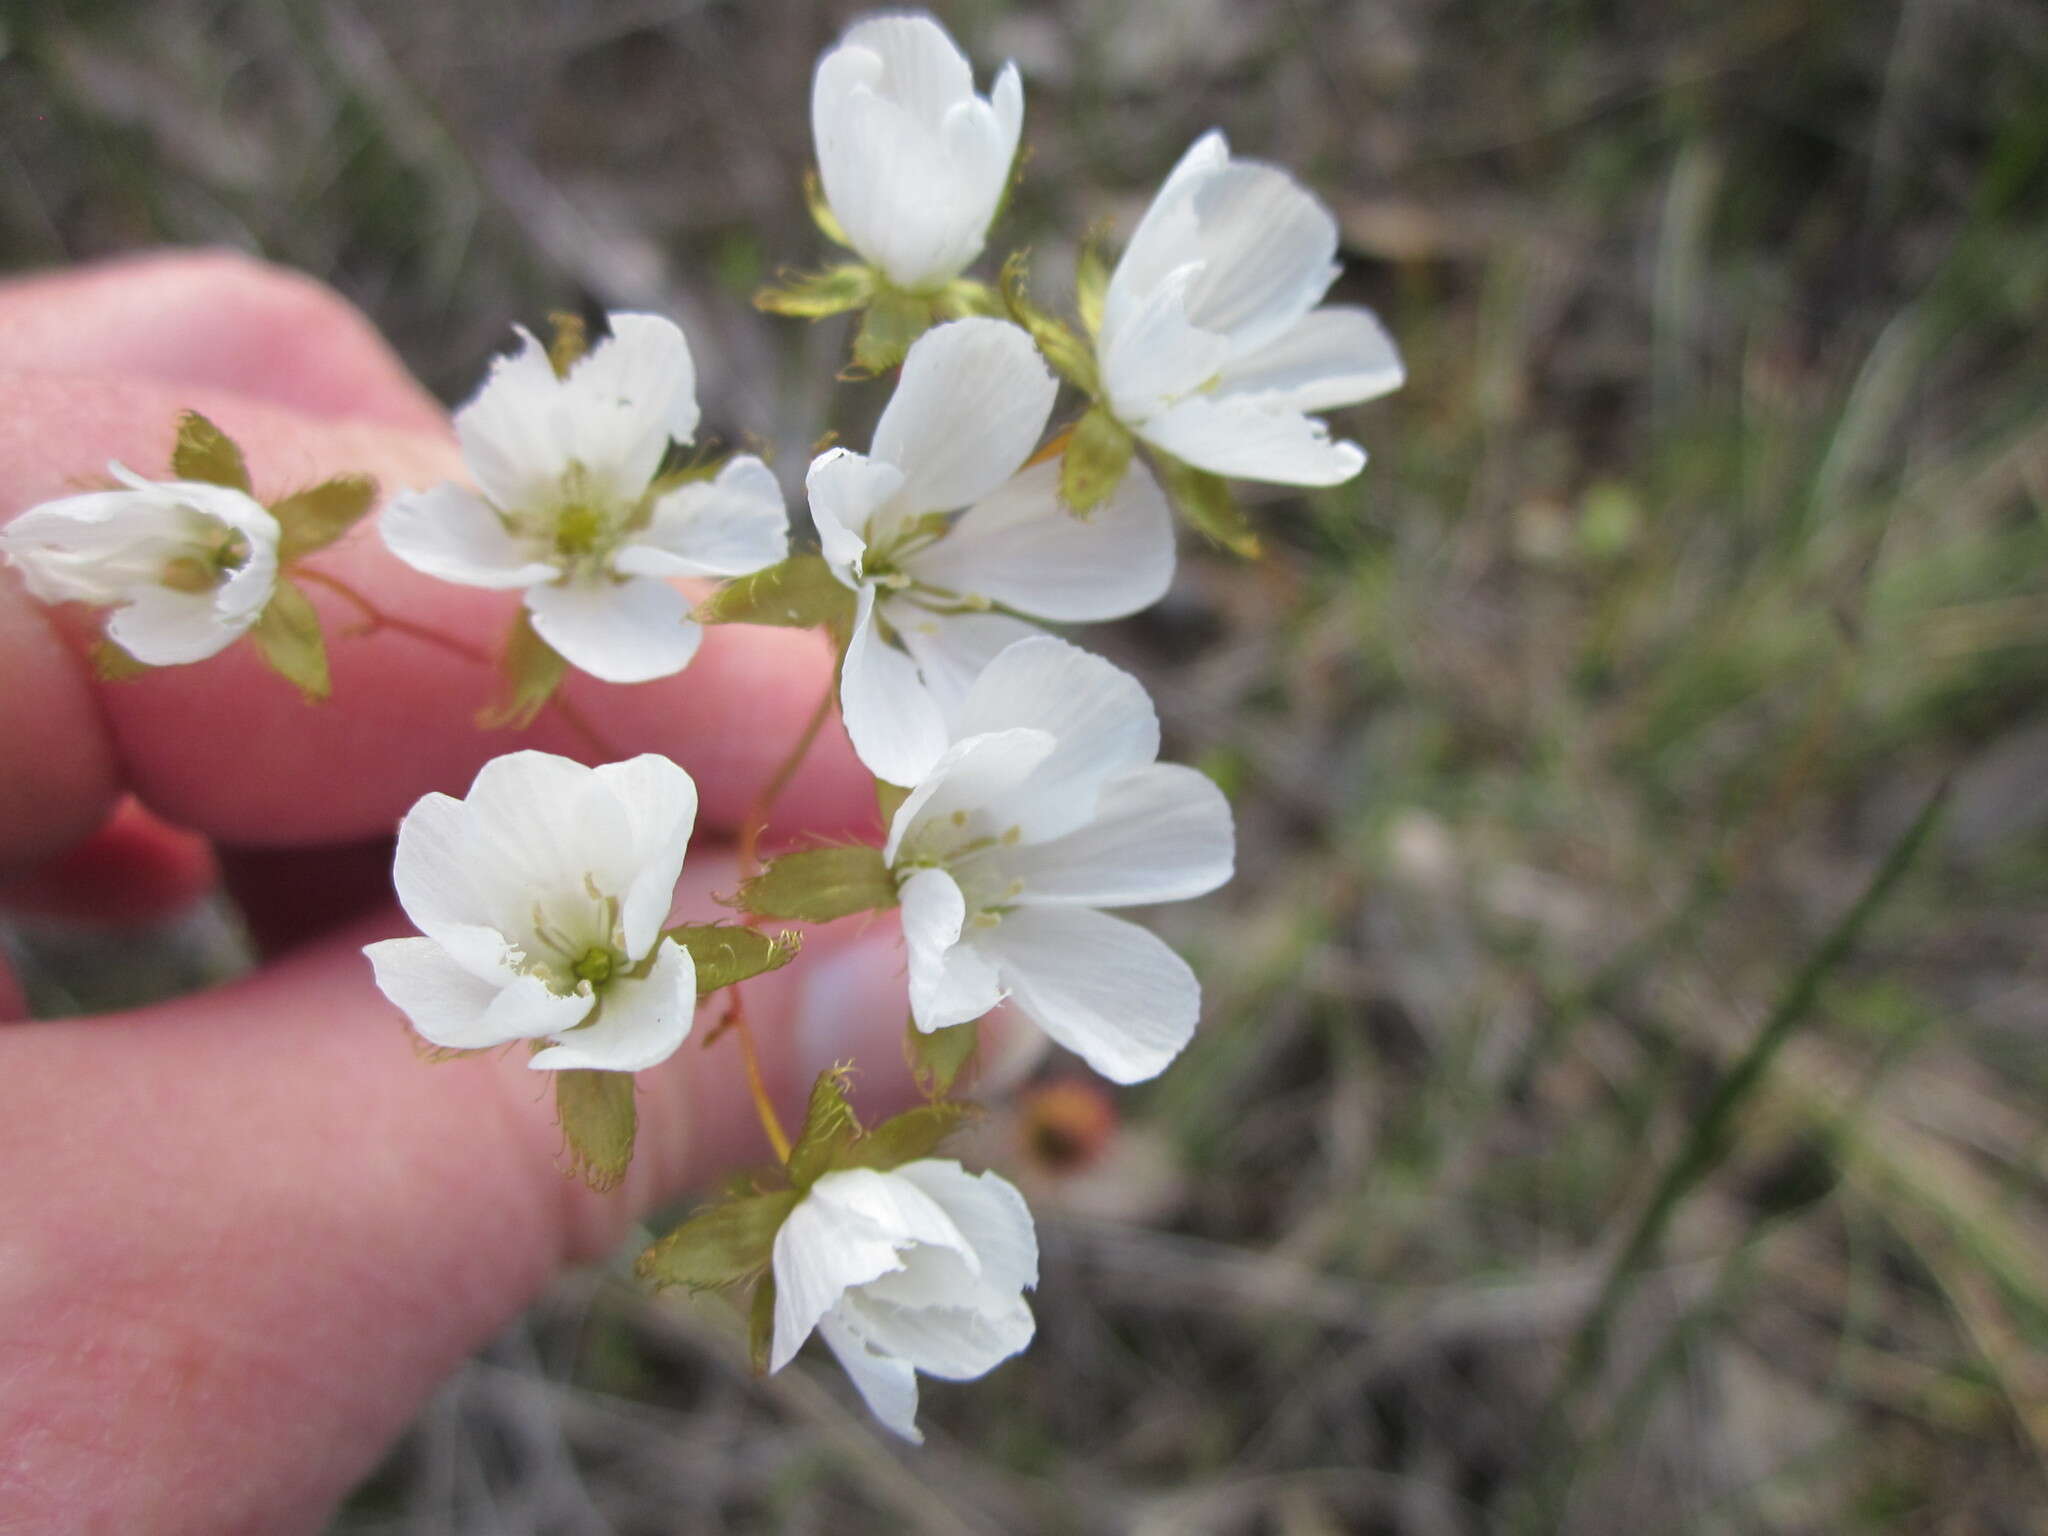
[736, 846, 898, 923]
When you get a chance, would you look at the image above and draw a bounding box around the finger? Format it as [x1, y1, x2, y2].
[0, 850, 914, 1534]
[0, 374, 874, 868]
[0, 797, 217, 926]
[0, 250, 448, 435]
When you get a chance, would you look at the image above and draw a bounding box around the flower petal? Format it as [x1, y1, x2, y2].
[833, 14, 973, 128]
[900, 867, 1007, 1033]
[523, 574, 701, 684]
[389, 790, 526, 977]
[771, 1167, 965, 1371]
[527, 936, 697, 1072]
[1137, 393, 1365, 487]
[1100, 261, 1233, 423]
[890, 604, 1040, 729]
[872, 320, 1056, 514]
[840, 584, 951, 787]
[614, 456, 789, 580]
[1219, 305, 1405, 412]
[892, 1160, 1039, 1295]
[1001, 763, 1235, 908]
[1172, 159, 1340, 352]
[1105, 129, 1232, 327]
[380, 482, 557, 590]
[366, 936, 591, 1050]
[840, 1264, 1033, 1380]
[908, 457, 1176, 622]
[816, 1311, 924, 1442]
[453, 328, 572, 512]
[883, 728, 1057, 867]
[805, 449, 903, 583]
[951, 636, 1160, 839]
[977, 905, 1200, 1084]
[567, 312, 700, 477]
[105, 586, 243, 664]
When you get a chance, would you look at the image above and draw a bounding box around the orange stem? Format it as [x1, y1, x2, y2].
[712, 988, 793, 1162]
[294, 567, 494, 667]
[737, 670, 839, 880]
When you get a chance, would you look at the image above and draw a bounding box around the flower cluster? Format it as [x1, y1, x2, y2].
[0, 9, 1400, 1442]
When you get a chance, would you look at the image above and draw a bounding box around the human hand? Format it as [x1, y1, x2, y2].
[0, 251, 910, 1535]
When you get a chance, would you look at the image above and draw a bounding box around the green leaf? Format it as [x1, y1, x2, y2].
[171, 411, 251, 493]
[748, 1274, 777, 1374]
[1059, 405, 1136, 515]
[804, 168, 852, 250]
[1000, 251, 1100, 397]
[843, 1097, 979, 1170]
[754, 263, 876, 319]
[904, 1017, 981, 1099]
[546, 311, 589, 377]
[635, 1188, 800, 1290]
[248, 577, 331, 702]
[1075, 235, 1112, 340]
[1158, 457, 1261, 559]
[694, 554, 857, 641]
[478, 609, 566, 729]
[737, 845, 898, 923]
[785, 1065, 863, 1188]
[663, 923, 803, 993]
[90, 639, 148, 682]
[269, 475, 378, 564]
[556, 1068, 637, 1192]
[851, 287, 934, 373]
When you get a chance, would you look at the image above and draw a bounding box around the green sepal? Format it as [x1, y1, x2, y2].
[904, 1016, 980, 1099]
[248, 577, 331, 702]
[1159, 456, 1261, 559]
[269, 474, 378, 565]
[662, 923, 803, 993]
[91, 639, 148, 682]
[555, 1067, 637, 1193]
[171, 410, 251, 494]
[635, 1187, 800, 1290]
[1000, 251, 1100, 397]
[1075, 233, 1112, 340]
[785, 1065, 862, 1188]
[851, 288, 934, 374]
[754, 262, 877, 320]
[932, 278, 1003, 321]
[694, 554, 856, 643]
[747, 1274, 777, 1374]
[546, 311, 589, 377]
[875, 778, 910, 829]
[478, 609, 566, 730]
[736, 845, 898, 923]
[1059, 405, 1135, 515]
[804, 168, 853, 250]
[842, 1097, 979, 1170]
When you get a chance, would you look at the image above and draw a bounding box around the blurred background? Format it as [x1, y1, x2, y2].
[5, 0, 2048, 1529]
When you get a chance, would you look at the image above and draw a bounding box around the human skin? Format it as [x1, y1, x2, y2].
[0, 251, 910, 1535]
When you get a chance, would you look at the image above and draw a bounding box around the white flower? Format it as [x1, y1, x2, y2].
[885, 636, 1234, 1084]
[771, 1159, 1037, 1442]
[813, 13, 1023, 292]
[364, 750, 701, 1072]
[0, 465, 279, 664]
[382, 314, 788, 684]
[1100, 130, 1406, 487]
[810, 317, 1177, 787]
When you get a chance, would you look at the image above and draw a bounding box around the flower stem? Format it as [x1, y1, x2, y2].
[719, 987, 793, 1163]
[737, 670, 839, 878]
[293, 567, 493, 666]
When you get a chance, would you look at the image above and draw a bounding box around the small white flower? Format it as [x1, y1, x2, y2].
[364, 750, 701, 1072]
[0, 465, 280, 664]
[382, 314, 788, 684]
[1100, 130, 1406, 487]
[813, 13, 1024, 292]
[885, 636, 1235, 1084]
[771, 1159, 1038, 1442]
[810, 317, 1177, 787]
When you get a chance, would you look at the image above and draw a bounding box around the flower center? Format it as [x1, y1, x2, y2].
[158, 525, 253, 594]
